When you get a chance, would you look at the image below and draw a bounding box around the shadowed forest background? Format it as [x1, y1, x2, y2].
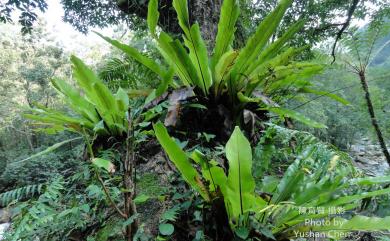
[1, 0, 390, 240]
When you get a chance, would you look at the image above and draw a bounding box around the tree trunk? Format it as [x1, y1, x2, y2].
[117, 0, 221, 46]
[188, 0, 221, 48]
[359, 71, 390, 165]
[123, 117, 138, 240]
[123, 165, 137, 240]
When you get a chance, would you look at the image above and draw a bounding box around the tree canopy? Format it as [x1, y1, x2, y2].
[2, 0, 389, 48]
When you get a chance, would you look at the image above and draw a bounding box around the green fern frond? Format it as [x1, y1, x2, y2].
[99, 58, 137, 87]
[161, 206, 181, 222]
[0, 183, 44, 206]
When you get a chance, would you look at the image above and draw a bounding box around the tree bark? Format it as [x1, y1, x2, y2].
[359, 71, 390, 165]
[117, 0, 221, 46]
[123, 116, 138, 240]
[188, 0, 221, 48]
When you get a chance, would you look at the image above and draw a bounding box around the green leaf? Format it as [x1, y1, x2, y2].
[156, 66, 174, 97]
[95, 32, 165, 77]
[161, 206, 180, 222]
[92, 82, 123, 134]
[235, 227, 249, 239]
[172, 0, 190, 35]
[123, 214, 140, 228]
[93, 120, 109, 135]
[271, 158, 304, 204]
[225, 126, 256, 218]
[237, 92, 261, 103]
[133, 194, 150, 204]
[211, 0, 240, 72]
[311, 216, 390, 232]
[172, 0, 212, 94]
[247, 47, 296, 82]
[214, 50, 239, 87]
[153, 122, 210, 201]
[115, 87, 129, 112]
[24, 111, 92, 131]
[187, 103, 207, 109]
[159, 223, 175, 236]
[51, 78, 99, 123]
[10, 137, 82, 165]
[147, 0, 159, 37]
[323, 188, 390, 207]
[267, 107, 327, 129]
[92, 158, 115, 173]
[70, 55, 127, 135]
[71, 55, 99, 93]
[299, 87, 350, 105]
[190, 150, 220, 192]
[157, 32, 201, 87]
[246, 20, 305, 75]
[350, 175, 390, 186]
[258, 226, 276, 240]
[231, 0, 292, 80]
[183, 23, 212, 94]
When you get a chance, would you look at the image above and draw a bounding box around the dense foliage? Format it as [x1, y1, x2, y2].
[1, 0, 390, 241]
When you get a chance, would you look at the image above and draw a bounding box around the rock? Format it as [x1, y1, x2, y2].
[0, 209, 10, 224]
[355, 158, 370, 164]
[358, 152, 366, 157]
[350, 138, 390, 177]
[0, 222, 11, 240]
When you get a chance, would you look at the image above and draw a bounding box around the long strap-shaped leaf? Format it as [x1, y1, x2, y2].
[173, 0, 212, 94]
[267, 107, 326, 129]
[51, 78, 100, 123]
[172, 0, 190, 35]
[322, 187, 390, 207]
[183, 24, 212, 94]
[299, 87, 350, 105]
[271, 158, 304, 204]
[225, 126, 256, 218]
[309, 215, 390, 232]
[246, 20, 305, 76]
[153, 122, 210, 202]
[10, 137, 83, 165]
[211, 0, 240, 73]
[157, 32, 201, 87]
[71, 56, 125, 135]
[147, 0, 203, 91]
[147, 0, 159, 37]
[231, 0, 292, 82]
[26, 104, 94, 129]
[349, 175, 390, 185]
[95, 32, 166, 78]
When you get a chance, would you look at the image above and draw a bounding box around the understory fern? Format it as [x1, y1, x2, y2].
[0, 183, 44, 206]
[3, 177, 77, 241]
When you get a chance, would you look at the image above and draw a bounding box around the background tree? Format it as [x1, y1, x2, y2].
[2, 0, 390, 51]
[0, 22, 73, 192]
[341, 23, 390, 165]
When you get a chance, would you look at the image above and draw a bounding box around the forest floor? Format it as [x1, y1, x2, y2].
[1, 139, 390, 240]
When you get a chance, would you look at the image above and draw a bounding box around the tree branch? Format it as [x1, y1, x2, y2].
[331, 0, 360, 64]
[313, 23, 345, 34]
[83, 129, 127, 219]
[96, 171, 127, 218]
